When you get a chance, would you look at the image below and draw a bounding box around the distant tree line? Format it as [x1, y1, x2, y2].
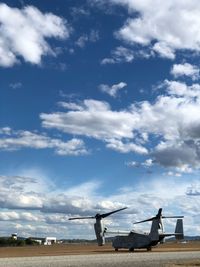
[0, 237, 39, 247]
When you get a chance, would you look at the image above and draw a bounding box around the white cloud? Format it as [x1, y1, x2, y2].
[41, 99, 148, 155]
[75, 30, 99, 48]
[0, 175, 44, 210]
[99, 82, 127, 97]
[76, 35, 89, 48]
[41, 78, 200, 171]
[0, 174, 199, 237]
[0, 127, 12, 135]
[126, 158, 153, 168]
[0, 3, 69, 67]
[186, 183, 200, 196]
[171, 63, 200, 80]
[106, 177, 200, 235]
[163, 80, 200, 99]
[125, 161, 140, 167]
[0, 174, 99, 216]
[166, 171, 182, 177]
[70, 7, 90, 17]
[142, 158, 153, 167]
[0, 211, 43, 222]
[0, 128, 88, 156]
[102, 0, 200, 59]
[101, 46, 134, 64]
[42, 195, 94, 214]
[58, 101, 84, 111]
[106, 139, 148, 154]
[41, 99, 137, 140]
[153, 42, 175, 60]
[9, 82, 22, 89]
[64, 181, 101, 197]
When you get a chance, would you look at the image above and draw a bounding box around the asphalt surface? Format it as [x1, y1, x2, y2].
[0, 251, 199, 267]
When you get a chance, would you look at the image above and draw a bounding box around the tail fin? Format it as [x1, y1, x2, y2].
[175, 219, 184, 240]
[149, 219, 160, 241]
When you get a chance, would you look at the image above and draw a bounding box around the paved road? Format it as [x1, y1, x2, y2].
[0, 251, 199, 267]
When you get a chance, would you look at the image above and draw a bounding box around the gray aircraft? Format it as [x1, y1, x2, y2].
[69, 207, 184, 251]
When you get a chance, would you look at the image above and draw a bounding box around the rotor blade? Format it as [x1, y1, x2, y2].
[101, 207, 127, 219]
[134, 208, 163, 224]
[68, 216, 95, 220]
[156, 208, 162, 217]
[162, 216, 184, 219]
[134, 217, 155, 224]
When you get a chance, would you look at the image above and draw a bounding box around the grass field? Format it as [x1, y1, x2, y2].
[0, 241, 199, 258]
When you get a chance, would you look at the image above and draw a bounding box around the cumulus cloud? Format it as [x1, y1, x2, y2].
[40, 77, 200, 171]
[41, 99, 148, 155]
[186, 184, 200, 196]
[58, 101, 84, 111]
[100, 0, 200, 59]
[0, 127, 87, 156]
[99, 82, 127, 97]
[0, 174, 100, 215]
[152, 141, 197, 173]
[101, 46, 134, 64]
[0, 175, 44, 210]
[0, 211, 43, 222]
[0, 3, 69, 67]
[143, 158, 153, 167]
[106, 139, 148, 154]
[40, 99, 137, 140]
[152, 42, 175, 60]
[125, 161, 140, 168]
[0, 174, 199, 237]
[171, 63, 200, 80]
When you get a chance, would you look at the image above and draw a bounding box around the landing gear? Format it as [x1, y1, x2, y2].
[129, 248, 134, 252]
[115, 248, 118, 251]
[147, 246, 152, 251]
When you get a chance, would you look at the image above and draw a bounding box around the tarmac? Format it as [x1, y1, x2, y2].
[0, 251, 200, 267]
[0, 242, 199, 266]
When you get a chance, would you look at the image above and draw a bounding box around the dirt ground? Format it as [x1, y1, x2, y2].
[169, 261, 200, 267]
[0, 241, 199, 258]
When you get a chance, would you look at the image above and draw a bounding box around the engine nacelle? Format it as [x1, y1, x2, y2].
[94, 220, 106, 246]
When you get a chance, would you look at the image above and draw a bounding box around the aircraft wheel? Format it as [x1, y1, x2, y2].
[115, 248, 118, 252]
[129, 248, 134, 252]
[147, 247, 152, 251]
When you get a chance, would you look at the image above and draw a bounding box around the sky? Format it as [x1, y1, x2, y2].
[0, 0, 200, 239]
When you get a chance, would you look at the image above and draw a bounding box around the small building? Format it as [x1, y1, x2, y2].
[11, 233, 17, 240]
[29, 237, 56, 245]
[44, 237, 57, 245]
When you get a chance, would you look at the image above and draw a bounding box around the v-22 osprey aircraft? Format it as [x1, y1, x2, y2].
[69, 207, 184, 251]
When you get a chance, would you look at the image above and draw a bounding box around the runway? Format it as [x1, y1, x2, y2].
[0, 251, 199, 267]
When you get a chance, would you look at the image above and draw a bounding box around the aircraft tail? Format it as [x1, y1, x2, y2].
[149, 219, 160, 241]
[175, 219, 184, 240]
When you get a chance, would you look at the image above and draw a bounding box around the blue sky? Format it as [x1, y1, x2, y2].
[0, 0, 200, 239]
